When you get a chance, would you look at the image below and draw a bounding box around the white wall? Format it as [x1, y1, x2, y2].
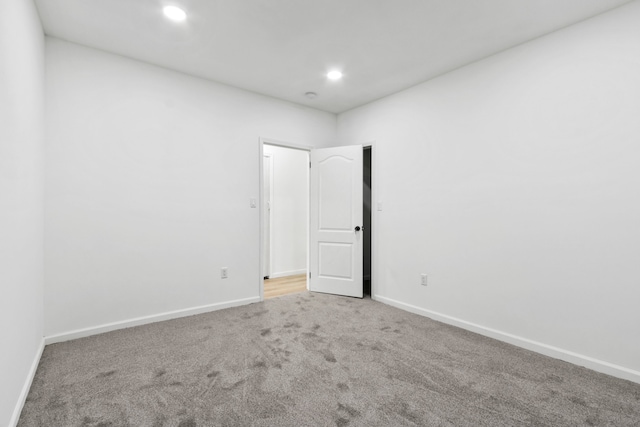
[0, 0, 45, 424]
[45, 38, 336, 338]
[337, 1, 640, 381]
[263, 145, 308, 278]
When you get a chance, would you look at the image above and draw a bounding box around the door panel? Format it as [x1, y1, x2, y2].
[319, 156, 353, 230]
[310, 145, 363, 298]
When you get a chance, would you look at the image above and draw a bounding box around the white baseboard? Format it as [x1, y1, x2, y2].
[267, 269, 306, 279]
[373, 295, 640, 385]
[10, 338, 45, 427]
[45, 296, 261, 345]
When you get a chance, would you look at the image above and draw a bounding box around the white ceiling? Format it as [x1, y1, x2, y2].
[35, 0, 632, 113]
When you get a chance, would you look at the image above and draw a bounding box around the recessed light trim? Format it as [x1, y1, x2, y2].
[327, 70, 343, 81]
[163, 5, 187, 22]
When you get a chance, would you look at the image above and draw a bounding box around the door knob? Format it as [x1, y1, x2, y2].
[355, 226, 361, 232]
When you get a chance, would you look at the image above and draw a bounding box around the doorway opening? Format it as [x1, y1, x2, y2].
[259, 140, 374, 300]
[262, 143, 309, 299]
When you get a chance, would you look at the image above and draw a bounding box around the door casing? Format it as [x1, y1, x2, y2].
[262, 153, 273, 279]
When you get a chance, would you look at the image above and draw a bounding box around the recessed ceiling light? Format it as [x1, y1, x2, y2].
[305, 92, 318, 99]
[327, 70, 343, 81]
[163, 5, 187, 22]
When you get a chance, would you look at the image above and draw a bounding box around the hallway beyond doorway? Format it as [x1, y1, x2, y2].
[264, 274, 307, 299]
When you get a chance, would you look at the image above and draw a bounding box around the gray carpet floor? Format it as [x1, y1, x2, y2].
[18, 292, 640, 426]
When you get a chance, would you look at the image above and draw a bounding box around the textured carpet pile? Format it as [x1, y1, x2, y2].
[19, 292, 640, 426]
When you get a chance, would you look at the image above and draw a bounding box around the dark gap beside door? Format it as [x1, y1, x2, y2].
[363, 147, 372, 296]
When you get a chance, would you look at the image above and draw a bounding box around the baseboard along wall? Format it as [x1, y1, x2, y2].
[10, 338, 45, 427]
[44, 296, 261, 345]
[373, 295, 640, 385]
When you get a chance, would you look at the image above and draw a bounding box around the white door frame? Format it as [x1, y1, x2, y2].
[257, 137, 377, 302]
[262, 153, 273, 279]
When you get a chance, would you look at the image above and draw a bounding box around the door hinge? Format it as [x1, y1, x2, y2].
[309, 162, 311, 168]
[309, 272, 311, 278]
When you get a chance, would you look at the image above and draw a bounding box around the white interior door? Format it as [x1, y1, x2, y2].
[309, 145, 363, 298]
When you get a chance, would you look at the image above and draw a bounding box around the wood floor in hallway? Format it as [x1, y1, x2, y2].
[264, 274, 307, 299]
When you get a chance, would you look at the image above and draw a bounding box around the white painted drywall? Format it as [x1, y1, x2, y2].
[337, 1, 640, 378]
[263, 145, 308, 278]
[0, 0, 45, 424]
[44, 39, 336, 337]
